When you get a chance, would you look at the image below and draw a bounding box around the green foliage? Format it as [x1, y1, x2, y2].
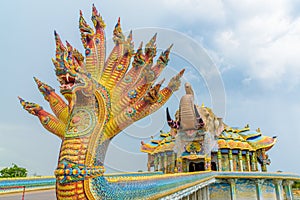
[293, 181, 300, 189]
[0, 163, 27, 178]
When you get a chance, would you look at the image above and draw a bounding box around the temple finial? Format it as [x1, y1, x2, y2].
[113, 17, 124, 43]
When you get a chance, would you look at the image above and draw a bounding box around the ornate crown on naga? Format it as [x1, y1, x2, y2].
[19, 5, 185, 200]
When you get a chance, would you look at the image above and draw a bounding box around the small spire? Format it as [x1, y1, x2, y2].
[146, 33, 157, 48]
[166, 43, 174, 51]
[135, 41, 144, 55]
[33, 77, 42, 86]
[52, 58, 59, 68]
[54, 30, 60, 43]
[91, 4, 106, 29]
[79, 11, 93, 34]
[65, 41, 72, 49]
[113, 17, 124, 43]
[157, 44, 174, 65]
[138, 41, 143, 50]
[114, 17, 121, 29]
[54, 31, 66, 52]
[145, 34, 157, 62]
[127, 30, 133, 42]
[18, 96, 25, 105]
[164, 44, 173, 58]
[92, 4, 97, 15]
[33, 77, 54, 94]
[152, 33, 157, 42]
[178, 69, 185, 77]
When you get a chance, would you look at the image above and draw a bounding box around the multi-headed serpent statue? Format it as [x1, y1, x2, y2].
[19, 5, 185, 200]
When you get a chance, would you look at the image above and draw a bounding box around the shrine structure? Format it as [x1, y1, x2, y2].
[141, 83, 277, 174]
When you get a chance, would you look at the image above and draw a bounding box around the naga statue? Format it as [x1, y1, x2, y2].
[167, 83, 223, 157]
[19, 5, 184, 199]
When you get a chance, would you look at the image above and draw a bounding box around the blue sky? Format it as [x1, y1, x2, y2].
[1, 0, 300, 175]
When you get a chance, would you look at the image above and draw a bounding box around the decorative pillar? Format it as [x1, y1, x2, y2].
[229, 150, 233, 171]
[251, 152, 257, 171]
[273, 179, 284, 200]
[147, 162, 151, 172]
[205, 157, 211, 171]
[159, 154, 163, 171]
[154, 154, 158, 171]
[186, 160, 189, 172]
[177, 158, 182, 173]
[171, 152, 176, 173]
[164, 152, 168, 173]
[238, 150, 243, 172]
[261, 149, 267, 172]
[228, 178, 237, 200]
[223, 152, 229, 171]
[246, 151, 251, 171]
[283, 180, 294, 200]
[255, 179, 264, 200]
[217, 150, 222, 171]
[147, 154, 151, 171]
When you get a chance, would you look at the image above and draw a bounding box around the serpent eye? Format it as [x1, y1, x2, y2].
[85, 48, 91, 56]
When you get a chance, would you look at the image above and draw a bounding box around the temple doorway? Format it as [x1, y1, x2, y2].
[189, 162, 205, 172]
[211, 162, 217, 171]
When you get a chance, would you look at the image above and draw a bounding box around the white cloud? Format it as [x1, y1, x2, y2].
[159, 0, 300, 89]
[242, 77, 252, 85]
[245, 17, 300, 87]
[214, 1, 300, 88]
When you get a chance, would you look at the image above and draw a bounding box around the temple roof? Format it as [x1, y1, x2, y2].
[141, 124, 277, 155]
[219, 126, 277, 151]
[140, 131, 174, 154]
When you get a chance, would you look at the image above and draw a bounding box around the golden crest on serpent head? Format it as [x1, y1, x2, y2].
[53, 32, 94, 105]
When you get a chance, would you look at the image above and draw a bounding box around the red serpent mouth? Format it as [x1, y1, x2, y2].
[58, 73, 77, 94]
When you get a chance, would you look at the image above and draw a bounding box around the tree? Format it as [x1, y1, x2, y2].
[293, 181, 300, 189]
[0, 163, 27, 178]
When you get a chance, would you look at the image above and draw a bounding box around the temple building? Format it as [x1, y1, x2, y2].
[140, 83, 277, 174]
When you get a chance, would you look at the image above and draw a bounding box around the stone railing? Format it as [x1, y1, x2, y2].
[0, 171, 299, 200]
[0, 176, 55, 194]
